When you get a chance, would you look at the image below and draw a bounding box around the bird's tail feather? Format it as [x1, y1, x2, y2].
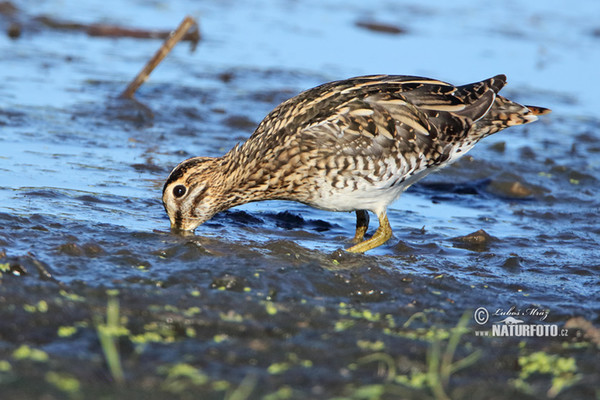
[471, 97, 551, 138]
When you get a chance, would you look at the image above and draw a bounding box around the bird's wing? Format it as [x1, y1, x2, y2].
[239, 75, 524, 188]
[295, 75, 505, 168]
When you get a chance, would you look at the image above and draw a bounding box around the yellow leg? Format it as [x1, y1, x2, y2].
[353, 210, 370, 243]
[346, 211, 392, 253]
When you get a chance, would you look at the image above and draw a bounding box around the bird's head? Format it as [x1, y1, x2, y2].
[162, 157, 222, 232]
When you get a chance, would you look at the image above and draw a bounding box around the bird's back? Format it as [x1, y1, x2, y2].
[243, 74, 547, 160]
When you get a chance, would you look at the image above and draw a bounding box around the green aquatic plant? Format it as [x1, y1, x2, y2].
[184, 306, 202, 316]
[45, 371, 81, 398]
[212, 380, 231, 391]
[356, 340, 385, 352]
[59, 290, 85, 302]
[23, 300, 49, 313]
[355, 352, 397, 382]
[338, 303, 384, 324]
[213, 333, 229, 343]
[267, 352, 313, 375]
[0, 262, 10, 277]
[425, 311, 481, 400]
[224, 373, 258, 400]
[403, 311, 428, 328]
[329, 383, 394, 400]
[267, 362, 290, 375]
[395, 371, 428, 390]
[514, 351, 581, 398]
[0, 360, 11, 372]
[264, 301, 278, 315]
[219, 310, 244, 322]
[160, 363, 208, 393]
[355, 311, 480, 400]
[58, 326, 78, 338]
[130, 321, 178, 345]
[334, 319, 355, 332]
[12, 345, 49, 362]
[95, 292, 127, 385]
[262, 385, 293, 400]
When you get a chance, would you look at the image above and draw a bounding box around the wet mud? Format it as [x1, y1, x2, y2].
[1, 1, 600, 399]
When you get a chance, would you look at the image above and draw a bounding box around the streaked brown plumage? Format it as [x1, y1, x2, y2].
[162, 74, 550, 252]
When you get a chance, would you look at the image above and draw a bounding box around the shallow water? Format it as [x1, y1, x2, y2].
[1, 1, 599, 399]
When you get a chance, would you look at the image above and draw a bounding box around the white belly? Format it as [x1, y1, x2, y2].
[307, 174, 409, 215]
[305, 158, 439, 215]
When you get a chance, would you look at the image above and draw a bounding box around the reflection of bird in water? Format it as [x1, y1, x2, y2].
[163, 74, 550, 252]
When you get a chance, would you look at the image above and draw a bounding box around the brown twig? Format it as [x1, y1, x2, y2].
[34, 15, 200, 44]
[87, 24, 199, 41]
[119, 15, 197, 99]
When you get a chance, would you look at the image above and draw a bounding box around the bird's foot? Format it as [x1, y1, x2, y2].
[346, 212, 392, 253]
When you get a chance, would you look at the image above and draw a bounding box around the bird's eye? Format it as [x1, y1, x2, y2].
[173, 185, 187, 198]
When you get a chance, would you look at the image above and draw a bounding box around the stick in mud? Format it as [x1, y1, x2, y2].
[120, 16, 197, 99]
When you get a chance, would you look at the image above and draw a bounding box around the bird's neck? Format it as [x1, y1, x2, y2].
[214, 146, 277, 209]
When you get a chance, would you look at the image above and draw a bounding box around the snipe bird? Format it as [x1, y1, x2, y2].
[163, 74, 550, 252]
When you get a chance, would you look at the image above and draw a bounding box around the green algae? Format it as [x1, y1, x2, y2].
[0, 360, 12, 372]
[12, 345, 49, 362]
[514, 351, 581, 398]
[45, 371, 81, 398]
[57, 325, 78, 337]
